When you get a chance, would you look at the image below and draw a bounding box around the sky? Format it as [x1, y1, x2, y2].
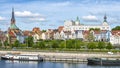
[0, 0, 120, 31]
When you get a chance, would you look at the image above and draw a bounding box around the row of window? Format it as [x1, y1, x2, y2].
[65, 27, 109, 30]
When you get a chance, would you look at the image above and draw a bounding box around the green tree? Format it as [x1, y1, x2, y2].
[59, 41, 66, 49]
[51, 40, 59, 49]
[42, 30, 46, 32]
[89, 28, 94, 31]
[112, 26, 120, 30]
[94, 28, 100, 31]
[13, 40, 20, 47]
[38, 41, 45, 49]
[75, 40, 84, 50]
[88, 31, 94, 42]
[98, 41, 105, 50]
[106, 42, 113, 51]
[26, 36, 34, 47]
[0, 41, 2, 47]
[87, 42, 96, 50]
[71, 39, 76, 49]
[89, 28, 100, 31]
[66, 39, 74, 49]
[4, 40, 9, 49]
[20, 44, 27, 48]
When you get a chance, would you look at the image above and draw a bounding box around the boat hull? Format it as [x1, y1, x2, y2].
[1, 55, 43, 61]
[1, 56, 10, 60]
[87, 58, 120, 66]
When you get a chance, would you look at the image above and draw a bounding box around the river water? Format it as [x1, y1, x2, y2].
[0, 60, 119, 68]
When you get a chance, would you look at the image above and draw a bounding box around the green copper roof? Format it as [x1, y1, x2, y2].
[10, 24, 19, 29]
[76, 16, 80, 22]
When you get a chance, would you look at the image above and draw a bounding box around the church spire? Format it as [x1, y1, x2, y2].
[75, 16, 80, 25]
[104, 14, 107, 22]
[102, 14, 108, 26]
[10, 8, 19, 29]
[11, 7, 15, 24]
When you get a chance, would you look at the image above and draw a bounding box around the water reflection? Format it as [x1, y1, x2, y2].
[63, 62, 88, 68]
[5, 60, 39, 64]
[0, 60, 39, 68]
[0, 60, 120, 68]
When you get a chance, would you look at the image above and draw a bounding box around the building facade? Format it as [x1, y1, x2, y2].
[64, 15, 110, 31]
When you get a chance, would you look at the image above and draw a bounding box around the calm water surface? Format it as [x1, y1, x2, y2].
[0, 60, 120, 68]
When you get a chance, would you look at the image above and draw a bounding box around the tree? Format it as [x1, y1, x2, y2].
[59, 41, 66, 49]
[106, 42, 113, 51]
[51, 40, 59, 49]
[94, 28, 100, 31]
[88, 31, 94, 42]
[89, 28, 94, 31]
[66, 39, 74, 49]
[112, 26, 120, 30]
[38, 41, 45, 49]
[26, 36, 34, 47]
[98, 41, 105, 50]
[71, 39, 76, 49]
[42, 30, 46, 32]
[4, 40, 9, 49]
[13, 40, 20, 47]
[87, 42, 96, 50]
[76, 40, 84, 50]
[0, 41, 2, 47]
[89, 28, 100, 31]
[66, 40, 71, 49]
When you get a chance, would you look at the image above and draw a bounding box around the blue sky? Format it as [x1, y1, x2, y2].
[0, 0, 120, 31]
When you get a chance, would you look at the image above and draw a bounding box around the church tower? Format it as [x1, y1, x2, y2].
[102, 14, 108, 26]
[10, 8, 19, 29]
[11, 8, 15, 24]
[75, 16, 80, 25]
[8, 8, 24, 44]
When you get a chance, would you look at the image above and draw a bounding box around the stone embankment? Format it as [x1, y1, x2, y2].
[0, 51, 120, 62]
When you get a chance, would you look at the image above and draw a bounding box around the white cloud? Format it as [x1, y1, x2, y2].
[15, 11, 46, 22]
[82, 15, 98, 22]
[15, 11, 43, 18]
[30, 18, 46, 22]
[0, 16, 5, 21]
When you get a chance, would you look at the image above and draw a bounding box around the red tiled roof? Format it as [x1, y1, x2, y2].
[94, 30, 100, 34]
[58, 26, 64, 32]
[111, 30, 120, 35]
[83, 30, 90, 35]
[23, 30, 31, 36]
[32, 27, 41, 33]
[9, 30, 16, 38]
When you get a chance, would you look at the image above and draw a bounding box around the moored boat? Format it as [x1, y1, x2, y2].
[1, 54, 43, 61]
[87, 58, 120, 65]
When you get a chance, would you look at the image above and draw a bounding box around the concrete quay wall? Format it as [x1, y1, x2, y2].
[0, 51, 120, 62]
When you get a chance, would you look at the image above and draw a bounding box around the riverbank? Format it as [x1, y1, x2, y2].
[0, 50, 120, 62]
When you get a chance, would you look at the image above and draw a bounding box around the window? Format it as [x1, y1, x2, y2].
[102, 27, 105, 29]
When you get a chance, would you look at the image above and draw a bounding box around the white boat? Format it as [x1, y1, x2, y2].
[1, 54, 43, 61]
